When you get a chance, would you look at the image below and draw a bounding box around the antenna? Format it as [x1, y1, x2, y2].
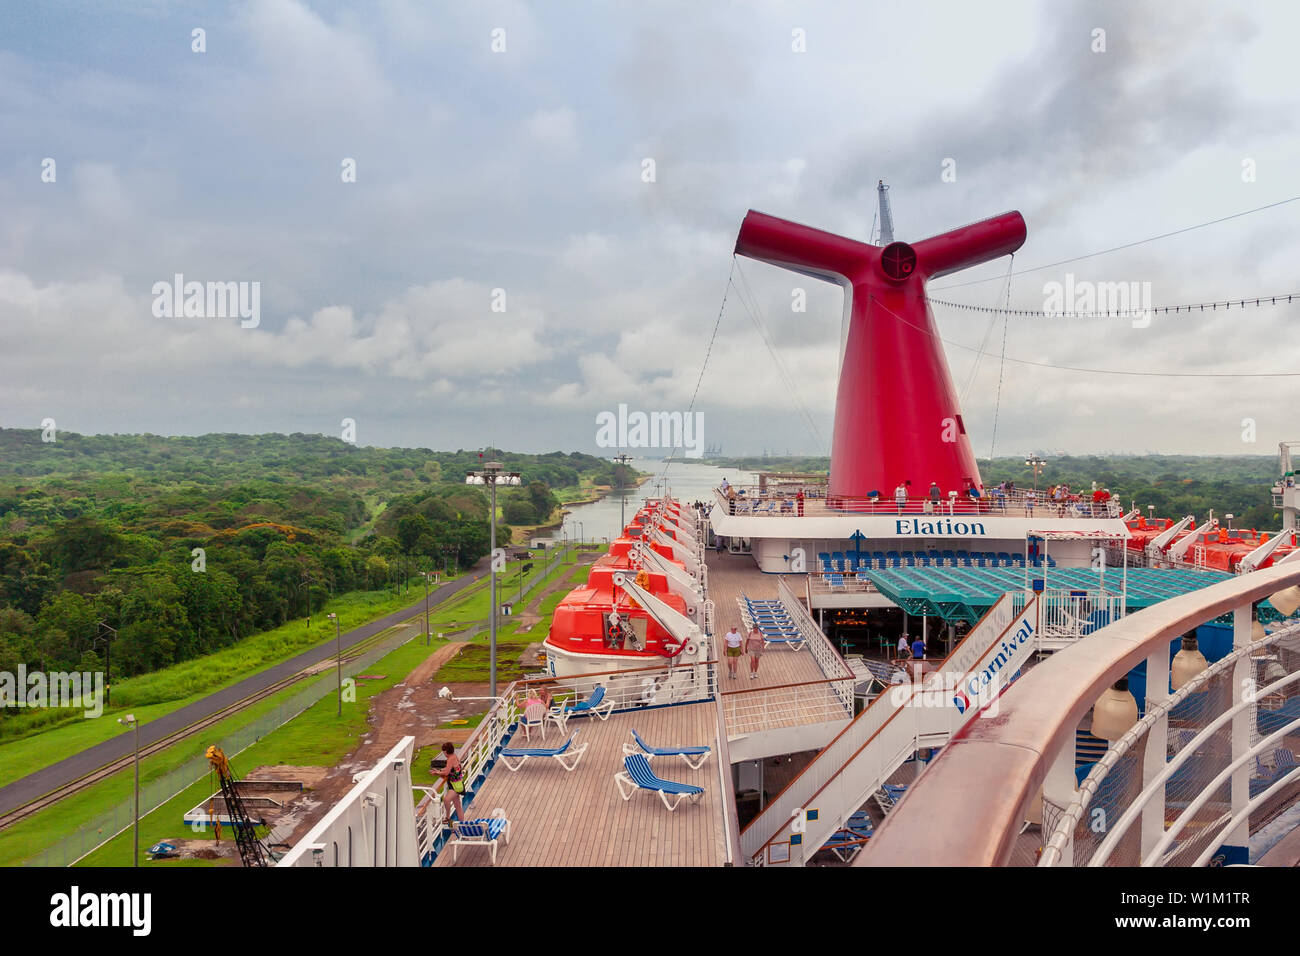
[877, 180, 895, 244]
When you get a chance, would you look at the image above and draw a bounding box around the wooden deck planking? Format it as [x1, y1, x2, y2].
[705, 551, 850, 735]
[432, 701, 726, 868]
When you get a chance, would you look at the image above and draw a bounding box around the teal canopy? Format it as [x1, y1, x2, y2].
[859, 566, 1234, 624]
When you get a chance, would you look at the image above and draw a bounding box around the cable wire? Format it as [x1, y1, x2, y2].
[930, 195, 1300, 290]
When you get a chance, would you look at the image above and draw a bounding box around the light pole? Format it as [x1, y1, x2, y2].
[95, 621, 117, 708]
[326, 612, 342, 716]
[577, 521, 584, 549]
[1024, 455, 1047, 492]
[418, 571, 435, 646]
[466, 461, 521, 699]
[613, 453, 633, 531]
[118, 714, 139, 867]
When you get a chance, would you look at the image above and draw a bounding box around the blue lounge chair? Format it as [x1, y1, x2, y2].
[614, 753, 705, 811]
[763, 633, 808, 651]
[547, 685, 615, 733]
[624, 729, 712, 770]
[499, 732, 589, 772]
[874, 783, 908, 813]
[448, 809, 511, 865]
[822, 828, 870, 863]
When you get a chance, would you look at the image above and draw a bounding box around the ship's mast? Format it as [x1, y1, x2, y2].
[877, 180, 894, 244]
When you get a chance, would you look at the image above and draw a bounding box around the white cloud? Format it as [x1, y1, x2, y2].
[525, 107, 577, 151]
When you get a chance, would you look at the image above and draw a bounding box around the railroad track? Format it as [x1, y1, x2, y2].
[0, 618, 419, 833]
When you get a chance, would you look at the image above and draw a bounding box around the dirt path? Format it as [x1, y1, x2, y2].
[277, 555, 598, 848]
[515, 552, 597, 630]
[280, 641, 475, 846]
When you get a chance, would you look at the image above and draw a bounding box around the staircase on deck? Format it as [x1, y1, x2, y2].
[740, 591, 1039, 866]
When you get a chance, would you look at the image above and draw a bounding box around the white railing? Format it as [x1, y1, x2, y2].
[722, 678, 854, 733]
[414, 659, 717, 864]
[1041, 621, 1300, 867]
[1037, 588, 1123, 650]
[778, 577, 853, 691]
[713, 484, 1123, 520]
[809, 574, 879, 595]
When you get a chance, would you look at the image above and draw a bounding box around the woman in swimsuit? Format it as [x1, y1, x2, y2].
[434, 741, 466, 822]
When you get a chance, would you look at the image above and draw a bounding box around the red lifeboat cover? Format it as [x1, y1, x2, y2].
[547, 581, 691, 658]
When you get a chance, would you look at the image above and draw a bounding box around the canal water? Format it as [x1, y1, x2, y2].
[558, 458, 757, 543]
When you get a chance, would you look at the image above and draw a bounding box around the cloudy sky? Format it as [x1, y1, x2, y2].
[2, 0, 1298, 459]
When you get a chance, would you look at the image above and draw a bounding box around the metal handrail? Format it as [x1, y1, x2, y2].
[1191, 763, 1300, 866]
[712, 484, 1123, 520]
[719, 675, 850, 697]
[1041, 625, 1300, 865]
[778, 576, 853, 686]
[860, 562, 1300, 866]
[1143, 711, 1300, 866]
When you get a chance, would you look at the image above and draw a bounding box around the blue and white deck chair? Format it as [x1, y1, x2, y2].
[499, 732, 589, 772]
[614, 753, 705, 811]
[449, 809, 511, 865]
[622, 729, 711, 770]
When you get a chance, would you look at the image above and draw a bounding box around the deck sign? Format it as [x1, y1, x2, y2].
[895, 518, 986, 536]
[952, 603, 1037, 716]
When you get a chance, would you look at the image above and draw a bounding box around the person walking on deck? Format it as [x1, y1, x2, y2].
[433, 741, 466, 822]
[723, 625, 744, 679]
[894, 482, 908, 514]
[897, 633, 910, 658]
[746, 624, 764, 679]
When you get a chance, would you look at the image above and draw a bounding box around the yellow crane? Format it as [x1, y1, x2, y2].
[205, 745, 268, 868]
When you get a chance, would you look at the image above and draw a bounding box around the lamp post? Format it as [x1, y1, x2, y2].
[94, 621, 117, 708]
[1024, 455, 1047, 492]
[301, 572, 317, 628]
[118, 714, 140, 867]
[326, 612, 342, 716]
[466, 461, 521, 698]
[577, 521, 584, 549]
[418, 571, 435, 646]
[613, 453, 633, 531]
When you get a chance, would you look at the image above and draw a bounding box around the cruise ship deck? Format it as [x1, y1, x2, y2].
[704, 551, 852, 736]
[430, 701, 730, 868]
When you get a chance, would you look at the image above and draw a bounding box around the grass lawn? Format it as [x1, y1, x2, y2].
[0, 579, 465, 789]
[432, 637, 536, 685]
[73, 635, 452, 867]
[0, 668, 333, 867]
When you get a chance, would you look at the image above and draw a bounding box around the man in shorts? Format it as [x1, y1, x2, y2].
[723, 625, 744, 679]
